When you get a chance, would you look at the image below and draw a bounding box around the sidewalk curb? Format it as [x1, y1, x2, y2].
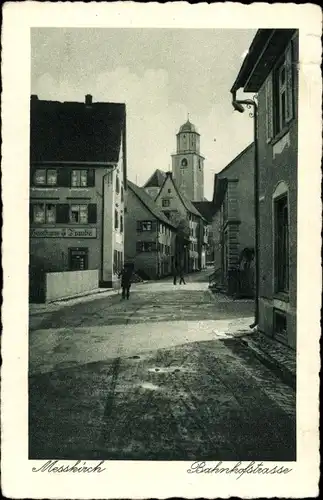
[240, 335, 296, 391]
[50, 288, 116, 303]
[29, 280, 150, 316]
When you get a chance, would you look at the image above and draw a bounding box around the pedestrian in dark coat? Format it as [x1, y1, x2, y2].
[179, 268, 186, 285]
[120, 266, 132, 299]
[173, 266, 178, 285]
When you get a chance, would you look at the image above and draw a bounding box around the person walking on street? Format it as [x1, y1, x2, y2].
[120, 265, 133, 300]
[179, 268, 186, 285]
[173, 265, 178, 285]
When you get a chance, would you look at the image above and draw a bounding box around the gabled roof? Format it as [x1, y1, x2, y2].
[143, 169, 166, 188]
[192, 201, 217, 223]
[180, 190, 206, 220]
[30, 95, 126, 164]
[217, 142, 254, 176]
[127, 180, 177, 229]
[156, 172, 206, 222]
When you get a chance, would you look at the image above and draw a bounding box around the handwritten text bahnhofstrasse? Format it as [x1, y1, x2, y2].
[187, 461, 293, 480]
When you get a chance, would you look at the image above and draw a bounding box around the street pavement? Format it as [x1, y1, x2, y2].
[29, 270, 296, 461]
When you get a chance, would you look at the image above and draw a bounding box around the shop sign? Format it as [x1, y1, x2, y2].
[30, 227, 97, 238]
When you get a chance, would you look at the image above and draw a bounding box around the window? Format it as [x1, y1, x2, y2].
[31, 203, 96, 225]
[116, 176, 120, 194]
[274, 195, 289, 292]
[162, 199, 170, 207]
[31, 203, 56, 224]
[168, 188, 172, 194]
[181, 158, 188, 167]
[137, 221, 157, 232]
[136, 241, 156, 252]
[47, 169, 57, 185]
[69, 248, 88, 271]
[34, 170, 46, 185]
[121, 186, 124, 202]
[115, 209, 119, 229]
[141, 221, 152, 231]
[71, 169, 95, 187]
[33, 169, 57, 186]
[46, 204, 56, 223]
[164, 211, 170, 219]
[273, 42, 294, 135]
[70, 205, 88, 224]
[120, 215, 124, 233]
[113, 250, 123, 275]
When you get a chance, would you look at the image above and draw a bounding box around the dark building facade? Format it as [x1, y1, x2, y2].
[214, 143, 255, 297]
[231, 29, 298, 348]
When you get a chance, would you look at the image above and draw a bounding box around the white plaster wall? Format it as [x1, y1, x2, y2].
[46, 270, 99, 302]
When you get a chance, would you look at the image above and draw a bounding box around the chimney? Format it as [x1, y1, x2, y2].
[85, 94, 93, 105]
[31, 94, 38, 101]
[166, 171, 172, 179]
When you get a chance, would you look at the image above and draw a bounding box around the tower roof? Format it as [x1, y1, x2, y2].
[178, 119, 197, 134]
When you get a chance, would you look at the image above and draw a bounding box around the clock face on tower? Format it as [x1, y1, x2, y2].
[181, 158, 188, 167]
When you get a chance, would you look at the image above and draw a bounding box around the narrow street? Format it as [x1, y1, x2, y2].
[29, 271, 296, 461]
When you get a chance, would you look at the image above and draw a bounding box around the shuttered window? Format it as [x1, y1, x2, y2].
[273, 41, 295, 135]
[30, 203, 97, 224]
[70, 205, 88, 224]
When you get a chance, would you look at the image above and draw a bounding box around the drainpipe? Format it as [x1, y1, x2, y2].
[231, 90, 259, 329]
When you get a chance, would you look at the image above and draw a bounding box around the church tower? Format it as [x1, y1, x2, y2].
[171, 118, 205, 201]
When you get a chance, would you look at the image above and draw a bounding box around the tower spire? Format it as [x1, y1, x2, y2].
[187, 112, 190, 121]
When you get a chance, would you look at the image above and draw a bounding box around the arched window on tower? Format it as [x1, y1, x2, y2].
[181, 158, 188, 168]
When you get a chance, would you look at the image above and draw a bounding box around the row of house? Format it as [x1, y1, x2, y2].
[206, 28, 298, 350]
[29, 28, 297, 350]
[29, 97, 208, 301]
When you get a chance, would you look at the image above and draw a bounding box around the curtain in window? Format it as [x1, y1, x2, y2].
[34, 170, 46, 185]
[47, 170, 57, 186]
[33, 204, 45, 223]
[46, 204, 56, 223]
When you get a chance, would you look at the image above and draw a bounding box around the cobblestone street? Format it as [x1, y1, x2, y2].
[29, 272, 296, 461]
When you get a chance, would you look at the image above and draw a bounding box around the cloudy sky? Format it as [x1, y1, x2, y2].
[31, 28, 256, 200]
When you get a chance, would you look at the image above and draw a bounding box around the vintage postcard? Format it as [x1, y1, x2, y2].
[1, 1, 321, 498]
